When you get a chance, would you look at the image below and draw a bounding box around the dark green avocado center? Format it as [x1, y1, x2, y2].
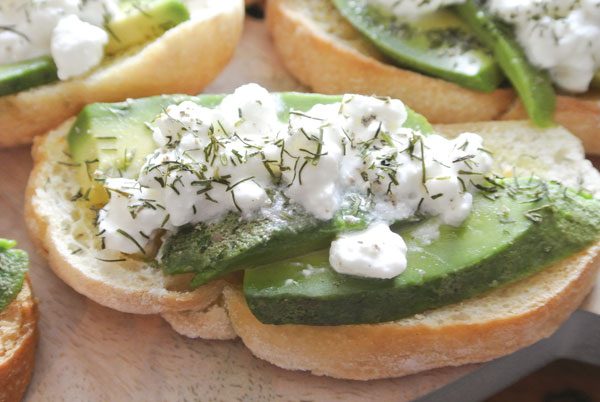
[67, 93, 600, 326]
[0, 239, 29, 312]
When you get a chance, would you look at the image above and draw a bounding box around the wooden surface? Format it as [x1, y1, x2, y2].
[0, 18, 597, 402]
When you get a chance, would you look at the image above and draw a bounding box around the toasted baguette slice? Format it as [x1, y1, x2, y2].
[27, 110, 600, 378]
[164, 121, 600, 380]
[0, 0, 244, 149]
[266, 0, 600, 154]
[25, 120, 228, 314]
[0, 278, 37, 402]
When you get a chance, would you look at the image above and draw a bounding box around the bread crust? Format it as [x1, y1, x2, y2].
[501, 95, 600, 155]
[0, 0, 244, 149]
[266, 0, 600, 154]
[25, 121, 226, 314]
[225, 243, 600, 380]
[0, 278, 38, 402]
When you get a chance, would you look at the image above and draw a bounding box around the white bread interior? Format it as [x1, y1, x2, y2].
[0, 0, 244, 148]
[0, 278, 37, 402]
[265, 0, 600, 154]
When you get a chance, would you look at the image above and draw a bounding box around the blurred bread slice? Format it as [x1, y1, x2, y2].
[0, 0, 244, 148]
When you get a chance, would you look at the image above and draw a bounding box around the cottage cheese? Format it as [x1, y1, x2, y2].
[329, 222, 408, 279]
[0, 0, 119, 79]
[98, 84, 493, 279]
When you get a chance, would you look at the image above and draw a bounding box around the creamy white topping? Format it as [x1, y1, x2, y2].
[364, 0, 600, 92]
[329, 222, 407, 279]
[488, 0, 600, 92]
[98, 84, 492, 279]
[0, 0, 119, 79]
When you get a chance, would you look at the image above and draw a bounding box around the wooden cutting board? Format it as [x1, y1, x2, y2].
[1, 18, 598, 402]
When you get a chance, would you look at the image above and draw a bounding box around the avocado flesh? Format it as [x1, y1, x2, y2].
[161, 194, 373, 287]
[105, 0, 190, 55]
[0, 56, 58, 97]
[332, 0, 503, 92]
[0, 239, 28, 312]
[157, 94, 431, 286]
[243, 181, 600, 325]
[68, 92, 432, 206]
[591, 71, 600, 89]
[454, 1, 556, 127]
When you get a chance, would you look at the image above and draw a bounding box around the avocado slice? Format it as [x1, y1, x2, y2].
[453, 1, 556, 127]
[243, 180, 600, 325]
[161, 193, 373, 287]
[69, 91, 432, 279]
[105, 0, 190, 55]
[331, 0, 503, 92]
[591, 71, 600, 89]
[0, 56, 58, 97]
[0, 239, 29, 312]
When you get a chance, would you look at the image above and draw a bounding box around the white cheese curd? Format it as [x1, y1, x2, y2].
[488, 0, 600, 92]
[0, 0, 119, 79]
[51, 15, 109, 80]
[329, 222, 408, 279]
[98, 84, 493, 279]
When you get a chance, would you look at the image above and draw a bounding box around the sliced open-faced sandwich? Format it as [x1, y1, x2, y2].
[0, 0, 244, 148]
[266, 0, 600, 154]
[0, 239, 37, 402]
[26, 84, 600, 378]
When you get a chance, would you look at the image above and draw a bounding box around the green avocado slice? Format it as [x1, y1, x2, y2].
[0, 239, 29, 312]
[161, 193, 373, 287]
[105, 0, 190, 55]
[243, 180, 600, 325]
[0, 56, 58, 97]
[453, 1, 556, 127]
[332, 0, 503, 92]
[0, 0, 189, 97]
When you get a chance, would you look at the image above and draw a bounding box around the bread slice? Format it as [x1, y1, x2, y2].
[0, 0, 244, 149]
[265, 0, 600, 154]
[27, 111, 600, 379]
[0, 278, 37, 402]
